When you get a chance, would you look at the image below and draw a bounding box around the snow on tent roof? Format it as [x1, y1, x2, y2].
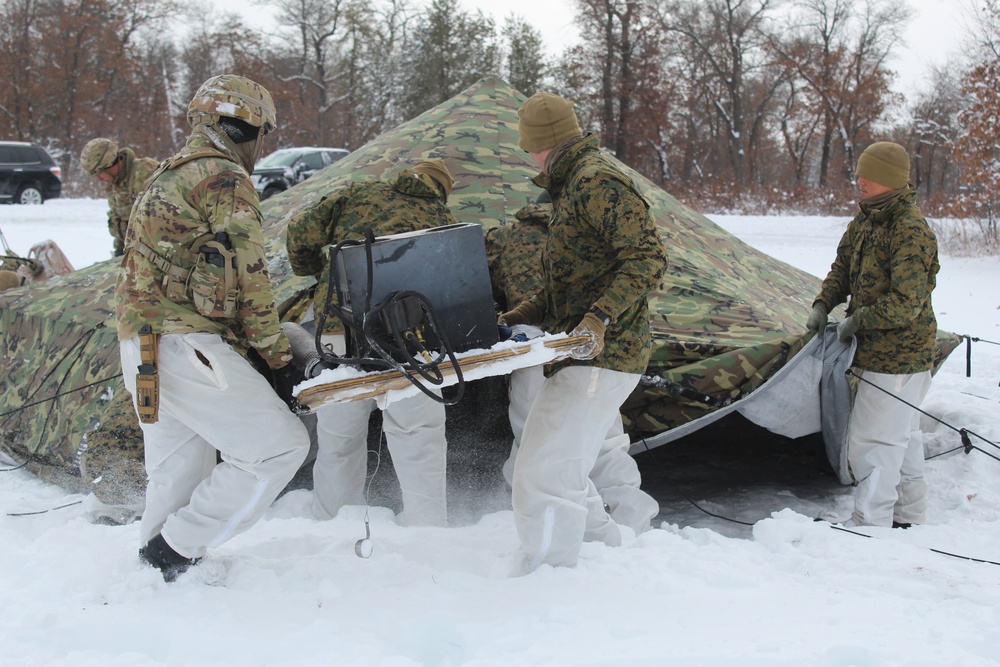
[0, 76, 960, 497]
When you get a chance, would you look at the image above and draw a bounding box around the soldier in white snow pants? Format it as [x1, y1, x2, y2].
[846, 369, 932, 527]
[121, 333, 310, 558]
[503, 365, 659, 535]
[312, 391, 448, 527]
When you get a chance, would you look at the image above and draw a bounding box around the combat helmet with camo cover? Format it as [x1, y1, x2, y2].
[80, 138, 119, 175]
[0, 77, 962, 512]
[187, 74, 276, 133]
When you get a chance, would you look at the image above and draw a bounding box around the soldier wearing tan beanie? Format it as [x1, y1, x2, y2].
[411, 158, 455, 200]
[502, 91, 667, 575]
[516, 92, 583, 153]
[808, 140, 939, 530]
[855, 141, 911, 191]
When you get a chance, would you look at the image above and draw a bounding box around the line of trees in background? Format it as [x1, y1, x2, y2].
[1, 0, 998, 248]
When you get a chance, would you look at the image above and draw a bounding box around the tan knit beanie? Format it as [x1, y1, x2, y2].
[856, 142, 911, 189]
[412, 159, 454, 199]
[517, 92, 582, 153]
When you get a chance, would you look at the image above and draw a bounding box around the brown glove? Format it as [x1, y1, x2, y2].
[498, 300, 543, 327]
[569, 311, 607, 360]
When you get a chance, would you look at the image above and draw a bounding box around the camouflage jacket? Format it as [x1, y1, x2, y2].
[115, 133, 292, 368]
[529, 134, 668, 375]
[815, 188, 939, 374]
[484, 202, 550, 310]
[286, 171, 458, 334]
[106, 148, 159, 256]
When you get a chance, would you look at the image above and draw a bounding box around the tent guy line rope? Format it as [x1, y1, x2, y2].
[651, 458, 1000, 568]
[0, 374, 123, 473]
[6, 500, 83, 517]
[827, 524, 1000, 567]
[0, 374, 123, 420]
[844, 369, 1000, 463]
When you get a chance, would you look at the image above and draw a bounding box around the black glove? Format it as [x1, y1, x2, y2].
[272, 363, 307, 414]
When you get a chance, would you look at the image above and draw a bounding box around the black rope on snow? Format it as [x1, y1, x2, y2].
[0, 374, 123, 419]
[634, 433, 757, 527]
[828, 524, 1000, 567]
[6, 500, 83, 517]
[634, 417, 1000, 567]
[0, 374, 123, 473]
[845, 369, 1000, 462]
[670, 482, 756, 527]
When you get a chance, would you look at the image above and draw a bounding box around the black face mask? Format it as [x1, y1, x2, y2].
[217, 117, 259, 144]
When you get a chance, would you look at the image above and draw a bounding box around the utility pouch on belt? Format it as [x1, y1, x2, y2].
[135, 324, 161, 424]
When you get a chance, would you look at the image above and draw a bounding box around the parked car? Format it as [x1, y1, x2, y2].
[0, 141, 62, 205]
[252, 146, 349, 200]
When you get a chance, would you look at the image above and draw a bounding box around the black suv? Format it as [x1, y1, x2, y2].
[0, 141, 62, 204]
[252, 147, 349, 200]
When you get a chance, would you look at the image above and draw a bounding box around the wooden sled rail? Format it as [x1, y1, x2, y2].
[296, 334, 590, 409]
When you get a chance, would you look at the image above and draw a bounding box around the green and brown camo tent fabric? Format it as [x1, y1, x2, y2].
[0, 76, 960, 498]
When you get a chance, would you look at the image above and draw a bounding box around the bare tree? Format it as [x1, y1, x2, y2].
[770, 0, 909, 187]
[653, 0, 778, 185]
[953, 0, 1000, 246]
[0, 0, 179, 194]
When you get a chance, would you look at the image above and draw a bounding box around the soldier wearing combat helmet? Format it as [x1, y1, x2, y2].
[115, 74, 310, 581]
[80, 138, 158, 256]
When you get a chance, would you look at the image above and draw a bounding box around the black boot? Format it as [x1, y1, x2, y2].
[892, 521, 913, 529]
[139, 533, 197, 582]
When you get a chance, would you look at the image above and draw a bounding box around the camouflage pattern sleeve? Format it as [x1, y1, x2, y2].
[192, 170, 291, 368]
[583, 173, 666, 321]
[484, 225, 507, 307]
[108, 154, 159, 256]
[287, 193, 345, 278]
[107, 205, 126, 256]
[855, 212, 938, 332]
[815, 221, 856, 311]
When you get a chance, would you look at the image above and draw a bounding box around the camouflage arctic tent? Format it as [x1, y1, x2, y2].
[0, 76, 959, 500]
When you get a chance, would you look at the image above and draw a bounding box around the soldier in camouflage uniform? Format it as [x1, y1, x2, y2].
[286, 159, 457, 527]
[486, 191, 659, 536]
[806, 141, 939, 528]
[80, 138, 159, 256]
[115, 74, 310, 581]
[500, 92, 667, 574]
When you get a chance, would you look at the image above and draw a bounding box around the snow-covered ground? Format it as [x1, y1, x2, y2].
[1, 199, 999, 666]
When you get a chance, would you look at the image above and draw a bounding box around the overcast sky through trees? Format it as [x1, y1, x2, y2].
[219, 0, 965, 94]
